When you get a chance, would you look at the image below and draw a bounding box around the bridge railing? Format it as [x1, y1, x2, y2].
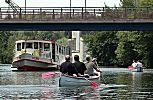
[0, 7, 153, 21]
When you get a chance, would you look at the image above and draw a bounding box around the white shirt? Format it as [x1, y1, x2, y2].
[132, 62, 138, 68]
[137, 61, 143, 68]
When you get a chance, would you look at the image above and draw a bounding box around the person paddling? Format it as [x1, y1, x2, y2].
[85, 55, 102, 76]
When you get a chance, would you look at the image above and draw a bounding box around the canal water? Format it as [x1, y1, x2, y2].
[0, 64, 153, 100]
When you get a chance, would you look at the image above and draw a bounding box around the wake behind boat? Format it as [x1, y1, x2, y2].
[59, 72, 100, 87]
[12, 40, 70, 71]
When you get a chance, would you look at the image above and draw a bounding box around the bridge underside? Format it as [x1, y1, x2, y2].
[0, 21, 153, 31]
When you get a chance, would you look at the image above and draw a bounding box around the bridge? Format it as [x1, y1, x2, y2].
[0, 7, 153, 31]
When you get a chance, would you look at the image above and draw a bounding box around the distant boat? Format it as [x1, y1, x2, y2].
[59, 72, 100, 87]
[12, 40, 70, 71]
[128, 66, 143, 72]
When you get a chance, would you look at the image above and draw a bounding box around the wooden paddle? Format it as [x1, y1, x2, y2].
[41, 72, 58, 78]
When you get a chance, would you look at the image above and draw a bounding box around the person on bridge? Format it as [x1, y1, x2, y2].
[85, 55, 102, 76]
[60, 55, 79, 76]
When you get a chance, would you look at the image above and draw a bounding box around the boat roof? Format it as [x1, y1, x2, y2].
[15, 40, 69, 47]
[15, 40, 56, 43]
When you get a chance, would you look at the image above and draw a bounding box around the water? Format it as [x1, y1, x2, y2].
[0, 64, 153, 100]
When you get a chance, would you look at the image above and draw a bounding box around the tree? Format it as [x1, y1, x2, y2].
[83, 31, 118, 66]
[120, 0, 136, 7]
[115, 31, 138, 66]
[139, 0, 153, 7]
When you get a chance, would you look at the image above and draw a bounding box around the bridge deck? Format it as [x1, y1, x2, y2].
[0, 7, 153, 31]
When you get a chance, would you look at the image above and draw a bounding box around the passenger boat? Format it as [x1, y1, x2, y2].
[12, 40, 70, 71]
[59, 72, 100, 87]
[128, 66, 143, 72]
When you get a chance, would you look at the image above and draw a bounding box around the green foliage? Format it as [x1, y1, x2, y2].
[120, 0, 153, 7]
[83, 31, 118, 65]
[139, 0, 153, 7]
[56, 37, 69, 46]
[83, 31, 153, 68]
[115, 31, 138, 66]
[120, 0, 135, 7]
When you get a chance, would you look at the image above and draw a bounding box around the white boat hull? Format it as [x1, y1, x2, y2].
[12, 53, 58, 71]
[130, 67, 143, 72]
[59, 72, 100, 87]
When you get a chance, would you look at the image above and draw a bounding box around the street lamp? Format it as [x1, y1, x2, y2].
[85, 0, 86, 12]
[70, 0, 71, 8]
[70, 0, 71, 18]
[85, 0, 86, 8]
[25, 0, 26, 14]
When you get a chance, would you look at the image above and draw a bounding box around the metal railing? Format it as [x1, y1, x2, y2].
[0, 7, 153, 21]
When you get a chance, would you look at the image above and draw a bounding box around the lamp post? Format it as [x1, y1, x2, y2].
[85, 0, 86, 8]
[85, 0, 86, 12]
[70, 0, 71, 18]
[25, 0, 26, 14]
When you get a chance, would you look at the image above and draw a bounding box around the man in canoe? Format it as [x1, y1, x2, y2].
[85, 55, 102, 76]
[60, 55, 79, 76]
[73, 55, 87, 76]
[131, 59, 138, 68]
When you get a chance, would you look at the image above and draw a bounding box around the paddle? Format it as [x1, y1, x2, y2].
[101, 73, 107, 84]
[84, 78, 99, 87]
[41, 72, 58, 78]
[128, 66, 134, 69]
[95, 61, 107, 85]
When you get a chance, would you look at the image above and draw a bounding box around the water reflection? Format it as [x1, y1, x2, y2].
[0, 65, 153, 99]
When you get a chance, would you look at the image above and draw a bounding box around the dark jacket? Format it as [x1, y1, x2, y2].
[60, 61, 78, 76]
[73, 61, 87, 75]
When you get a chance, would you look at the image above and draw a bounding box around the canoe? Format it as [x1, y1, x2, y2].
[128, 66, 143, 72]
[59, 72, 100, 87]
[130, 67, 143, 72]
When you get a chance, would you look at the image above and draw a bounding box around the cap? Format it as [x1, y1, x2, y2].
[86, 55, 91, 58]
[92, 58, 97, 61]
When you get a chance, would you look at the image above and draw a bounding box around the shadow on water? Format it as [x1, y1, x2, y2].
[0, 65, 153, 99]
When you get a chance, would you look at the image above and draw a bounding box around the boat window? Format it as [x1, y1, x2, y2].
[62, 46, 64, 54]
[34, 42, 38, 49]
[44, 43, 50, 51]
[17, 43, 21, 51]
[56, 44, 59, 54]
[26, 43, 32, 49]
[59, 46, 61, 54]
[52, 43, 55, 61]
[22, 42, 25, 49]
[63, 47, 65, 55]
[39, 42, 42, 49]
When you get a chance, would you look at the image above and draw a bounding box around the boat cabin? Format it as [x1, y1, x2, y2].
[14, 40, 70, 63]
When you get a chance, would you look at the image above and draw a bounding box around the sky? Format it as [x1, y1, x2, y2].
[0, 0, 121, 7]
